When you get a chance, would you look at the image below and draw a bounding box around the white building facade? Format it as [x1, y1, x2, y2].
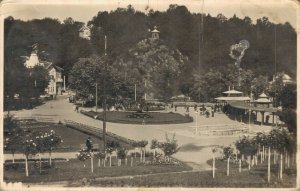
[24, 50, 64, 97]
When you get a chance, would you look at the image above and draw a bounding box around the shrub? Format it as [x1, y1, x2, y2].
[222, 146, 234, 159]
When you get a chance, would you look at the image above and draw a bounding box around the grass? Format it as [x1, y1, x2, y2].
[81, 110, 193, 124]
[5, 120, 132, 153]
[3, 157, 192, 184]
[89, 159, 296, 188]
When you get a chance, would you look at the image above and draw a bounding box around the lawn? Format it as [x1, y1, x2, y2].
[3, 157, 192, 184]
[5, 120, 132, 153]
[89, 159, 296, 187]
[81, 110, 193, 124]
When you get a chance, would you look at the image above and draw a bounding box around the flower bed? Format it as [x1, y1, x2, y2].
[81, 110, 193, 124]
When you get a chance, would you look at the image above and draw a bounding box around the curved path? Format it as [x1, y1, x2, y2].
[10, 95, 271, 170]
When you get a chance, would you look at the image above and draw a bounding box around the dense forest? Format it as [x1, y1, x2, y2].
[4, 4, 297, 102]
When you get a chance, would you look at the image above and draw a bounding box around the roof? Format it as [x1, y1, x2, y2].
[40, 61, 64, 71]
[215, 96, 250, 101]
[282, 74, 292, 80]
[41, 61, 52, 69]
[258, 93, 268, 98]
[24, 52, 40, 68]
[152, 26, 160, 33]
[228, 101, 279, 113]
[223, 89, 243, 94]
[79, 25, 90, 32]
[255, 98, 271, 103]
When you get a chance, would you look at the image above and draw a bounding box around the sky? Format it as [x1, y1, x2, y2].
[0, 0, 299, 28]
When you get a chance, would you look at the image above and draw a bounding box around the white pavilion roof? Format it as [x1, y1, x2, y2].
[255, 98, 272, 103]
[215, 96, 250, 101]
[223, 89, 243, 94]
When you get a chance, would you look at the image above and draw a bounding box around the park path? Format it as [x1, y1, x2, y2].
[9, 95, 271, 170]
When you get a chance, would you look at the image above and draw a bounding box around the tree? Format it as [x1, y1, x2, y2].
[268, 73, 285, 107]
[22, 136, 37, 176]
[69, 55, 132, 106]
[150, 139, 161, 157]
[28, 65, 50, 98]
[235, 135, 258, 159]
[159, 133, 179, 162]
[280, 83, 296, 109]
[117, 148, 128, 166]
[106, 140, 120, 167]
[136, 140, 148, 162]
[251, 75, 269, 99]
[4, 116, 23, 164]
[42, 130, 62, 166]
[278, 109, 296, 134]
[77, 149, 91, 168]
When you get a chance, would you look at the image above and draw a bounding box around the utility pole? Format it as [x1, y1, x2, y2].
[63, 76, 66, 91]
[134, 84, 137, 102]
[103, 35, 107, 152]
[95, 82, 98, 112]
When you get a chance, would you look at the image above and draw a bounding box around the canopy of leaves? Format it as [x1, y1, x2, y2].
[235, 135, 258, 156]
[114, 38, 189, 101]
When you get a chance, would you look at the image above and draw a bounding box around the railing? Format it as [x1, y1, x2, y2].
[189, 124, 249, 136]
[65, 120, 136, 145]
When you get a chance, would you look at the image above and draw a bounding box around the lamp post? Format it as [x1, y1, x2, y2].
[102, 35, 108, 152]
[195, 110, 198, 135]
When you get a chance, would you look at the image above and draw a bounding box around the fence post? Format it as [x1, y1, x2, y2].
[268, 147, 271, 183]
[213, 154, 215, 179]
[227, 157, 230, 176]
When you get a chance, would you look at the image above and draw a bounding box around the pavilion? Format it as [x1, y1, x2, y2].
[215, 89, 280, 126]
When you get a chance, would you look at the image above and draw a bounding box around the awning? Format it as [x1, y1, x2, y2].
[215, 96, 250, 101]
[228, 101, 279, 113]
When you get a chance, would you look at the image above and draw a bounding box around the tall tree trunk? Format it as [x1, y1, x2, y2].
[49, 151, 52, 166]
[131, 157, 133, 167]
[140, 149, 142, 162]
[287, 153, 290, 168]
[268, 147, 271, 183]
[255, 155, 257, 166]
[125, 157, 128, 165]
[98, 159, 101, 167]
[262, 146, 265, 161]
[273, 150, 276, 164]
[285, 149, 287, 167]
[239, 159, 241, 173]
[91, 156, 93, 173]
[248, 156, 251, 170]
[212, 154, 215, 178]
[109, 155, 112, 167]
[39, 153, 42, 174]
[280, 153, 282, 180]
[227, 157, 230, 176]
[25, 156, 29, 177]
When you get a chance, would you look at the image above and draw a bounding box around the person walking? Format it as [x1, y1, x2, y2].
[86, 137, 93, 151]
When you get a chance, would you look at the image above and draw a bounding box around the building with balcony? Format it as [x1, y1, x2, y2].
[23, 50, 64, 97]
